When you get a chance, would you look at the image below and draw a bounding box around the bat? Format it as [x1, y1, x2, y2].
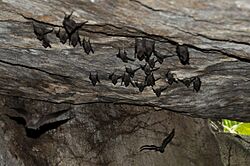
[140, 63, 160, 75]
[89, 72, 101, 86]
[116, 48, 135, 63]
[148, 57, 158, 68]
[178, 77, 194, 87]
[121, 73, 135, 87]
[32, 23, 53, 41]
[144, 39, 155, 62]
[176, 44, 189, 65]
[152, 86, 168, 97]
[7, 107, 72, 131]
[144, 73, 160, 87]
[55, 28, 68, 44]
[125, 67, 140, 78]
[32, 23, 53, 48]
[108, 73, 122, 85]
[153, 51, 174, 64]
[134, 38, 146, 61]
[135, 81, 147, 92]
[62, 12, 88, 47]
[82, 38, 94, 55]
[140, 128, 175, 153]
[165, 70, 178, 85]
[192, 76, 201, 92]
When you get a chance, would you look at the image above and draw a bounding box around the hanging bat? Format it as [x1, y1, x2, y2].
[7, 107, 72, 130]
[140, 128, 175, 153]
[32, 23, 53, 41]
[135, 81, 147, 92]
[176, 44, 190, 65]
[140, 63, 160, 75]
[33, 23, 53, 48]
[178, 77, 194, 87]
[144, 73, 160, 87]
[192, 76, 201, 92]
[165, 70, 178, 85]
[144, 39, 155, 62]
[125, 67, 140, 78]
[152, 86, 168, 97]
[153, 51, 174, 64]
[116, 48, 135, 63]
[62, 12, 88, 47]
[82, 38, 94, 55]
[121, 73, 135, 87]
[55, 28, 68, 44]
[134, 38, 146, 61]
[89, 72, 101, 86]
[148, 57, 158, 68]
[108, 72, 122, 85]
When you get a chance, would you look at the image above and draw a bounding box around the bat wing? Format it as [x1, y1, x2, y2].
[37, 108, 72, 127]
[161, 128, 175, 148]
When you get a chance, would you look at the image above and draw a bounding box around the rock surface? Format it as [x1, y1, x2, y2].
[0, 0, 250, 165]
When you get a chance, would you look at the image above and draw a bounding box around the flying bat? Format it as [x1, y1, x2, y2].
[140, 128, 175, 153]
[176, 44, 189, 65]
[89, 72, 101, 86]
[7, 107, 72, 131]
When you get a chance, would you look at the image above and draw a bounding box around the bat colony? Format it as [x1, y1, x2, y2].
[7, 12, 203, 154]
[32, 11, 202, 97]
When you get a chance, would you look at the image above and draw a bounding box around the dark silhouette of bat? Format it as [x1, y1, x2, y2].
[125, 67, 140, 78]
[55, 28, 68, 44]
[134, 38, 146, 61]
[108, 72, 122, 85]
[135, 81, 147, 92]
[140, 63, 160, 75]
[116, 48, 135, 63]
[176, 44, 189, 65]
[82, 38, 94, 55]
[153, 51, 174, 64]
[62, 12, 88, 47]
[6, 107, 73, 138]
[192, 76, 201, 92]
[33, 23, 53, 41]
[121, 73, 135, 87]
[148, 57, 158, 68]
[140, 128, 175, 153]
[42, 37, 52, 48]
[165, 70, 178, 85]
[89, 72, 100, 86]
[178, 77, 194, 87]
[32, 23, 53, 48]
[70, 30, 81, 47]
[144, 73, 160, 86]
[144, 39, 155, 62]
[152, 86, 168, 97]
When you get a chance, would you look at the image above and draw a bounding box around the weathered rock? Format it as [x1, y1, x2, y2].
[0, 0, 250, 165]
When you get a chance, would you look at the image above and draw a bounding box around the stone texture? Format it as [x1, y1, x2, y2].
[0, 0, 250, 165]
